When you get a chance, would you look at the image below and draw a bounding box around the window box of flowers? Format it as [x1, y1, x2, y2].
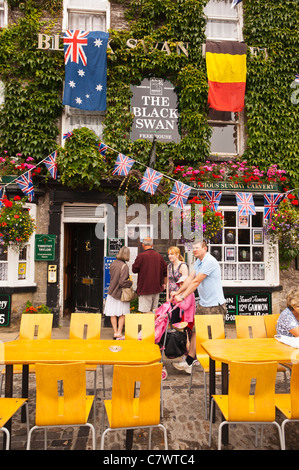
[174, 161, 289, 191]
[0, 196, 36, 252]
[0, 152, 36, 183]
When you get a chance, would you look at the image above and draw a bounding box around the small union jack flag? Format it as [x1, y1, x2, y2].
[167, 181, 192, 209]
[63, 132, 73, 139]
[139, 168, 163, 196]
[264, 193, 283, 220]
[0, 189, 2, 208]
[235, 192, 256, 216]
[15, 171, 34, 202]
[43, 151, 58, 180]
[204, 190, 222, 211]
[97, 142, 108, 156]
[112, 154, 135, 176]
[295, 74, 299, 83]
[64, 30, 89, 66]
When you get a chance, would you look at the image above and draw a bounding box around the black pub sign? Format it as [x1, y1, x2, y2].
[130, 78, 180, 143]
[0, 294, 11, 327]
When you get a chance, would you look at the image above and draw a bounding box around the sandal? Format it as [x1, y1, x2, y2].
[113, 333, 121, 339]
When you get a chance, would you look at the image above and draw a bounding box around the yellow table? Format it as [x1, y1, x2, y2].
[1, 339, 161, 449]
[201, 338, 298, 445]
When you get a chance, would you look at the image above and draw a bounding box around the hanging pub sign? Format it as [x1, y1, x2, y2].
[130, 78, 180, 144]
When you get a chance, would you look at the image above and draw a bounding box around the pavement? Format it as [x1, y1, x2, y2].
[0, 320, 297, 457]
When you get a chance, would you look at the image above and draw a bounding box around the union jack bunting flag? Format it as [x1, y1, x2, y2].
[15, 171, 34, 202]
[235, 192, 256, 216]
[112, 154, 135, 176]
[0, 189, 2, 208]
[139, 168, 163, 195]
[97, 142, 108, 156]
[231, 0, 243, 6]
[167, 181, 192, 209]
[295, 74, 299, 83]
[263, 193, 283, 220]
[63, 30, 109, 111]
[63, 132, 73, 139]
[43, 151, 58, 180]
[204, 190, 222, 211]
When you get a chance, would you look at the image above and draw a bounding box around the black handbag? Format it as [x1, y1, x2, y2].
[164, 328, 187, 358]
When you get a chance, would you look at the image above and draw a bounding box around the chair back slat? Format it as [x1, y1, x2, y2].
[228, 361, 277, 421]
[69, 313, 102, 340]
[125, 313, 155, 342]
[35, 363, 87, 426]
[235, 315, 266, 339]
[110, 363, 162, 428]
[19, 313, 53, 340]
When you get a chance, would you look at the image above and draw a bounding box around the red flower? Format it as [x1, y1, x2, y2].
[14, 214, 20, 219]
[13, 196, 21, 201]
[4, 200, 12, 208]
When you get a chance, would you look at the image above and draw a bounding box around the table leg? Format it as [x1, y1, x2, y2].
[209, 357, 215, 422]
[221, 362, 229, 446]
[21, 365, 29, 423]
[3, 365, 13, 449]
[126, 430, 133, 450]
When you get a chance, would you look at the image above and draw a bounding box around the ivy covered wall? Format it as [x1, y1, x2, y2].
[0, 0, 298, 197]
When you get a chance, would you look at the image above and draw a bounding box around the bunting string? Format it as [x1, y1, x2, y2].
[1, 134, 298, 218]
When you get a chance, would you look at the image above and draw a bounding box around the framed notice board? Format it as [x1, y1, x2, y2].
[225, 292, 272, 323]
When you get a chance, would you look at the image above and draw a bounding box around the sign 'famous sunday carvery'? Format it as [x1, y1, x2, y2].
[130, 78, 180, 144]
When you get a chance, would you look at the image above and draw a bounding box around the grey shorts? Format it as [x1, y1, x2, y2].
[138, 293, 160, 313]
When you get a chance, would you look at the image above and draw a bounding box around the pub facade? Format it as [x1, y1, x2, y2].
[0, 0, 297, 328]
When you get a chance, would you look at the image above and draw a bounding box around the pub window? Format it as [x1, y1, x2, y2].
[0, 1, 7, 28]
[0, 204, 36, 287]
[208, 207, 279, 287]
[204, 0, 243, 41]
[208, 109, 239, 156]
[62, 0, 109, 141]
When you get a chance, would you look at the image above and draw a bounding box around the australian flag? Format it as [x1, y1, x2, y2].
[139, 168, 163, 195]
[204, 190, 222, 211]
[43, 151, 58, 180]
[63, 30, 109, 111]
[167, 181, 192, 209]
[112, 154, 135, 176]
[264, 193, 283, 220]
[236, 192, 256, 216]
[15, 171, 34, 202]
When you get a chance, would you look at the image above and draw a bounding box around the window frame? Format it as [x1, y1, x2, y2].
[208, 206, 280, 288]
[0, 203, 36, 287]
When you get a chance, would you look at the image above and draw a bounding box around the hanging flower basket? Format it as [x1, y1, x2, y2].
[264, 195, 299, 268]
[0, 196, 36, 252]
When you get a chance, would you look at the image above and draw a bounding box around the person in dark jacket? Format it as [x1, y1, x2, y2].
[104, 246, 132, 338]
[132, 237, 167, 312]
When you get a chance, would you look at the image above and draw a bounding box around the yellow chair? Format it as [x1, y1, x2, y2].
[0, 398, 29, 449]
[235, 314, 266, 338]
[189, 315, 225, 420]
[100, 363, 167, 450]
[209, 361, 284, 450]
[276, 362, 299, 449]
[125, 313, 155, 342]
[0, 313, 53, 395]
[236, 314, 289, 390]
[264, 313, 280, 338]
[26, 362, 96, 450]
[69, 313, 104, 424]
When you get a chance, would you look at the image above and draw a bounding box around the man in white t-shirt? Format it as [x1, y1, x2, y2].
[171, 239, 226, 373]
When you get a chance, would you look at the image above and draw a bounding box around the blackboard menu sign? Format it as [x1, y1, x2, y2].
[0, 294, 11, 327]
[224, 292, 272, 323]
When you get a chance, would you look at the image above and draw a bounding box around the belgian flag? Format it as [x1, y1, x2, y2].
[206, 41, 247, 112]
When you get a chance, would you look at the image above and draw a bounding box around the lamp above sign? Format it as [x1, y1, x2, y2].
[130, 78, 180, 144]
